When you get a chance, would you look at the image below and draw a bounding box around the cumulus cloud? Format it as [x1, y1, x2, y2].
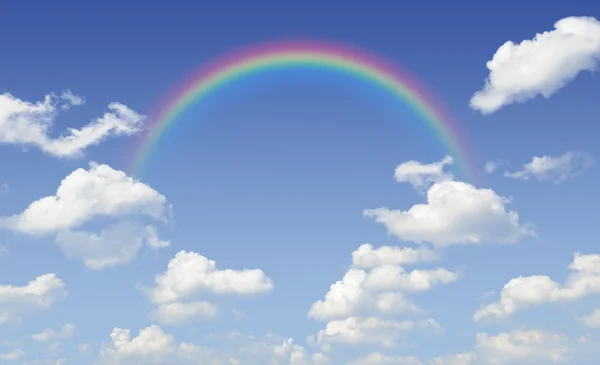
[149, 301, 218, 326]
[97, 325, 326, 365]
[308, 265, 455, 321]
[146, 250, 273, 305]
[2, 162, 169, 235]
[0, 91, 144, 157]
[470, 16, 600, 113]
[365, 180, 535, 247]
[0, 274, 66, 325]
[393, 156, 454, 191]
[314, 317, 442, 348]
[1, 162, 171, 269]
[474, 252, 600, 322]
[351, 243, 440, 269]
[142, 251, 273, 326]
[504, 151, 594, 183]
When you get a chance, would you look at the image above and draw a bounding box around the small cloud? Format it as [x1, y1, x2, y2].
[484, 161, 503, 174]
[504, 151, 593, 183]
[0, 183, 8, 195]
[232, 309, 245, 321]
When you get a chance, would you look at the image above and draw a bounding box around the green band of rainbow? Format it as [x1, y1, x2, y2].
[130, 40, 475, 180]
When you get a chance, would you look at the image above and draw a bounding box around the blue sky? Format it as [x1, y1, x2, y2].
[1, 1, 600, 364]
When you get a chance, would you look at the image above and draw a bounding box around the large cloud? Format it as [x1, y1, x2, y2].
[504, 151, 594, 183]
[469, 16, 600, 114]
[0, 274, 67, 325]
[1, 162, 171, 269]
[0, 91, 144, 157]
[474, 252, 600, 322]
[365, 180, 535, 247]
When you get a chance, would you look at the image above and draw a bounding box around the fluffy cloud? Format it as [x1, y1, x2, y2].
[146, 250, 273, 305]
[365, 180, 535, 246]
[393, 156, 454, 191]
[149, 301, 218, 326]
[347, 353, 423, 365]
[97, 325, 176, 364]
[143, 251, 273, 326]
[31, 324, 76, 342]
[308, 265, 455, 321]
[96, 325, 326, 365]
[314, 317, 442, 348]
[1, 162, 171, 269]
[351, 243, 440, 269]
[470, 16, 600, 113]
[0, 274, 67, 324]
[474, 252, 600, 322]
[504, 151, 594, 183]
[0, 91, 144, 157]
[2, 162, 169, 235]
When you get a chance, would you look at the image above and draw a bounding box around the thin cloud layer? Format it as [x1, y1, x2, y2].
[504, 151, 594, 183]
[470, 16, 600, 114]
[0, 274, 67, 325]
[0, 91, 145, 157]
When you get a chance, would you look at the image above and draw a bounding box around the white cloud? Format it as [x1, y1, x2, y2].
[363, 265, 461, 292]
[474, 252, 600, 322]
[1, 162, 171, 269]
[504, 151, 594, 183]
[314, 317, 441, 348]
[97, 326, 326, 365]
[149, 301, 218, 326]
[55, 222, 166, 270]
[432, 330, 582, 365]
[97, 325, 176, 364]
[470, 16, 600, 113]
[0, 349, 25, 361]
[0, 274, 67, 324]
[31, 324, 76, 342]
[475, 330, 570, 364]
[365, 180, 535, 247]
[145, 225, 170, 249]
[308, 268, 432, 321]
[2, 162, 169, 235]
[347, 353, 423, 365]
[0, 91, 145, 157]
[146, 250, 273, 305]
[351, 243, 440, 269]
[393, 156, 454, 191]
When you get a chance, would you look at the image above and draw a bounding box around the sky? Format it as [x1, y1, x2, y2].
[1, 1, 600, 364]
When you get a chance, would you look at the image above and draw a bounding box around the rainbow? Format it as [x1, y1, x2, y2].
[130, 40, 475, 180]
